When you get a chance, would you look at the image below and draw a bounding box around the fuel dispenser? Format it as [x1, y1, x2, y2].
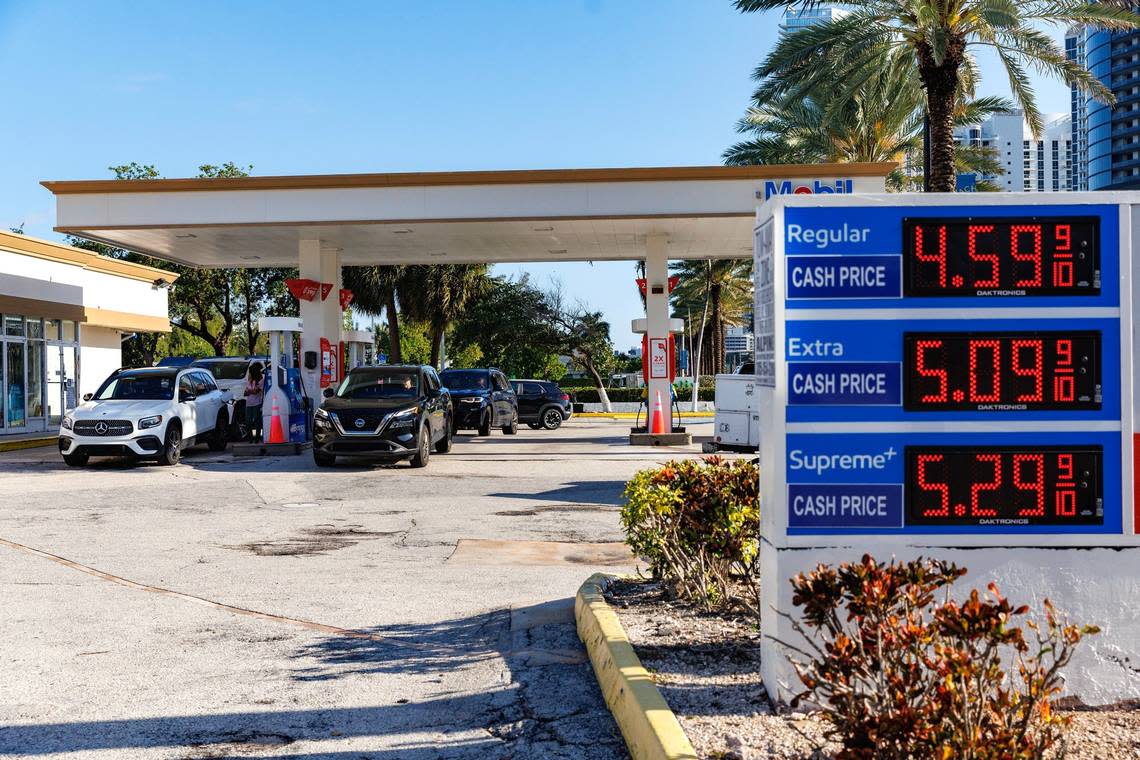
[259, 317, 310, 447]
[341, 329, 376, 372]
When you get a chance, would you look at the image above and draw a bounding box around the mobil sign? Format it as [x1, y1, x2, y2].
[764, 178, 855, 200]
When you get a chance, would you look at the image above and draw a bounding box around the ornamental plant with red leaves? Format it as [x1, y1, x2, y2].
[781, 555, 1099, 759]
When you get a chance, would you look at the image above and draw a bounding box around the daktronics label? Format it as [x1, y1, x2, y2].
[903, 216, 1100, 297]
[764, 179, 854, 200]
[903, 331, 1101, 411]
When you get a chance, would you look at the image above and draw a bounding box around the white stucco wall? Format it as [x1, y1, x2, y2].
[0, 249, 169, 318]
[761, 543, 1140, 708]
[79, 326, 123, 398]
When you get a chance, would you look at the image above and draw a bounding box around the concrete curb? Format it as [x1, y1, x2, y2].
[575, 573, 698, 760]
[574, 413, 713, 420]
[0, 436, 55, 453]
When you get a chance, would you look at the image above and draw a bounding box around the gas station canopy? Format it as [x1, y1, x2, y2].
[42, 164, 894, 267]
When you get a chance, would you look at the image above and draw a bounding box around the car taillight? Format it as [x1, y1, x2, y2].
[561, 393, 570, 402]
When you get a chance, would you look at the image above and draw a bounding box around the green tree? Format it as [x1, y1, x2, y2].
[399, 264, 488, 368]
[670, 259, 752, 376]
[342, 265, 405, 362]
[733, 0, 1137, 191]
[450, 274, 566, 377]
[547, 288, 617, 410]
[724, 49, 1009, 190]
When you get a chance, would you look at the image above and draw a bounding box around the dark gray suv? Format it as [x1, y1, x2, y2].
[439, 368, 518, 435]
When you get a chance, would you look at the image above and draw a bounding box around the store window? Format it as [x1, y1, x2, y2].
[2, 314, 80, 434]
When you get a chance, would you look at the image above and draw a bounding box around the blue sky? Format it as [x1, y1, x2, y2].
[0, 0, 1070, 349]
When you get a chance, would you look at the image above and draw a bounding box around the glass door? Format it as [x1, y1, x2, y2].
[6, 341, 26, 429]
[46, 344, 64, 426]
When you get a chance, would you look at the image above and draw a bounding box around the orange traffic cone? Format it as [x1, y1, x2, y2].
[267, 400, 287, 444]
[650, 390, 666, 434]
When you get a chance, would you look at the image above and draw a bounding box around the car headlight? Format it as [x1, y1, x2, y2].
[61, 415, 73, 430]
[461, 397, 483, 404]
[388, 407, 418, 431]
[314, 408, 330, 421]
[138, 415, 163, 430]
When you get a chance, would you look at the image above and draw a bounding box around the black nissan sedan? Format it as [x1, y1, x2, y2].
[312, 365, 452, 467]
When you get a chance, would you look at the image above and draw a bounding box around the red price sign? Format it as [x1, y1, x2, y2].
[905, 446, 1102, 526]
[903, 217, 1099, 297]
[903, 331, 1100, 411]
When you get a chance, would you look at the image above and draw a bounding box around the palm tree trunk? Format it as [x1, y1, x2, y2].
[582, 354, 612, 412]
[918, 40, 963, 193]
[710, 284, 723, 374]
[385, 289, 401, 363]
[429, 325, 444, 369]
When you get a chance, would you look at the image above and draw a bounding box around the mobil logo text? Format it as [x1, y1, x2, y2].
[764, 179, 854, 200]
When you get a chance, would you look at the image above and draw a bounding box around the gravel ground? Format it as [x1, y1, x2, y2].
[606, 579, 1140, 760]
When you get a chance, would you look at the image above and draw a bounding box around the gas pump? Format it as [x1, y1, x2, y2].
[259, 317, 310, 447]
[341, 329, 376, 372]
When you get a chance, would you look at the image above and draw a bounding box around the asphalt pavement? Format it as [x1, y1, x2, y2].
[0, 419, 716, 759]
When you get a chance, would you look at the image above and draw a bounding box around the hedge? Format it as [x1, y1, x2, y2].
[571, 387, 715, 403]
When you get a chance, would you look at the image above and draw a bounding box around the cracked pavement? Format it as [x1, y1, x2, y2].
[0, 420, 713, 759]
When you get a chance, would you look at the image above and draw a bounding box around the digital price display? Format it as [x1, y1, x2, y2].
[905, 446, 1103, 526]
[903, 331, 1101, 411]
[903, 217, 1099, 297]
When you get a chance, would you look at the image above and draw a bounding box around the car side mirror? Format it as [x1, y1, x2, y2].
[82, 393, 93, 402]
[323, 387, 336, 399]
[179, 390, 196, 402]
[427, 387, 441, 398]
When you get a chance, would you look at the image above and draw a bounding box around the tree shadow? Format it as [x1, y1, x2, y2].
[489, 481, 625, 506]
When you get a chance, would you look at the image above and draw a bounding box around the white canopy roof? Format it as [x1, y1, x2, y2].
[43, 164, 894, 268]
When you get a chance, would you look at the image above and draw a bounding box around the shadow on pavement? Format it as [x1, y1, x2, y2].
[489, 481, 625, 506]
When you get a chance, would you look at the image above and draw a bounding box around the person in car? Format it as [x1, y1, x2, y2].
[244, 362, 265, 442]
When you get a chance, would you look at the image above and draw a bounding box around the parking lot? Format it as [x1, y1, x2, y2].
[0, 419, 714, 759]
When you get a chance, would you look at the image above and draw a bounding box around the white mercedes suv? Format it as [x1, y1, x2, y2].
[59, 366, 232, 467]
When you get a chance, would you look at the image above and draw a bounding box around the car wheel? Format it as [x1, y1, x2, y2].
[503, 415, 518, 435]
[157, 422, 182, 466]
[410, 425, 431, 468]
[207, 411, 228, 451]
[435, 420, 453, 453]
[477, 413, 491, 437]
[542, 408, 563, 430]
[314, 450, 337, 467]
[62, 453, 89, 467]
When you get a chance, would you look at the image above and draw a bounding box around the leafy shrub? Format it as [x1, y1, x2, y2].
[620, 456, 759, 610]
[572, 387, 715, 403]
[783, 555, 1099, 760]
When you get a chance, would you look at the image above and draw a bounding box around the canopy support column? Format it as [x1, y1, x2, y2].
[298, 239, 342, 407]
[644, 233, 673, 432]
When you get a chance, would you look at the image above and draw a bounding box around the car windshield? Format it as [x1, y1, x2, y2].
[337, 370, 419, 399]
[440, 370, 489, 392]
[95, 373, 176, 401]
[191, 360, 248, 380]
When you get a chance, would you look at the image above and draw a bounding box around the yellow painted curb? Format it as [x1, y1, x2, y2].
[576, 573, 698, 760]
[0, 436, 55, 453]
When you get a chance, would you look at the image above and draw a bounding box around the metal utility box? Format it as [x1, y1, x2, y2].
[712, 374, 759, 452]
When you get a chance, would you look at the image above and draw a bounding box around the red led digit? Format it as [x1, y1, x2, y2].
[968, 225, 998, 288]
[1011, 339, 1043, 403]
[914, 224, 947, 288]
[1011, 225, 1043, 288]
[1014, 453, 1046, 517]
[968, 339, 1001, 403]
[1055, 224, 1071, 251]
[917, 454, 949, 517]
[1055, 453, 1076, 517]
[971, 454, 1001, 517]
[915, 340, 948, 403]
[1053, 339, 1075, 402]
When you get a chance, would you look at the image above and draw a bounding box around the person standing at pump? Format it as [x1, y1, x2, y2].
[244, 362, 265, 442]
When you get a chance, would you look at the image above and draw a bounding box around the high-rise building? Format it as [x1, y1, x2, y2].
[781, 4, 843, 32]
[1067, 26, 1090, 191]
[954, 111, 1074, 192]
[1068, 25, 1140, 190]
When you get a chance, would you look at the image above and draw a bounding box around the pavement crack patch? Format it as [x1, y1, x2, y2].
[227, 524, 397, 556]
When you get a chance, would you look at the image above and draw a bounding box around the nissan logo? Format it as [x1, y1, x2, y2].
[354, 418, 366, 429]
[94, 421, 109, 435]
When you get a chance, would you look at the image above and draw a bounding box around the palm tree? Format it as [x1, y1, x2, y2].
[399, 264, 488, 368]
[733, 0, 1137, 191]
[724, 49, 1009, 189]
[342, 265, 406, 362]
[670, 259, 753, 376]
